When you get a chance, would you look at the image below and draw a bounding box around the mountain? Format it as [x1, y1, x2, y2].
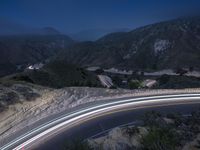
[69, 28, 130, 41]
[41, 27, 61, 35]
[58, 17, 200, 71]
[0, 34, 74, 77]
[0, 18, 62, 36]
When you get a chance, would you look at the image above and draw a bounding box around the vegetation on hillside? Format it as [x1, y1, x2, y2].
[0, 34, 74, 77]
[156, 74, 200, 89]
[58, 17, 200, 71]
[76, 109, 200, 150]
[12, 61, 101, 88]
[0, 83, 40, 112]
[128, 79, 144, 89]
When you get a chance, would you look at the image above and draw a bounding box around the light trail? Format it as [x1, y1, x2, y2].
[1, 93, 200, 150]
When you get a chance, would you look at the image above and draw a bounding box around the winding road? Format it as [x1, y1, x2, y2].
[1, 93, 200, 150]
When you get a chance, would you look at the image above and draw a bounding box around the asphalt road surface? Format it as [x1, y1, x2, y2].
[1, 94, 200, 150]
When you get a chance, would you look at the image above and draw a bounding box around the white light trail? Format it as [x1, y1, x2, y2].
[1, 94, 200, 150]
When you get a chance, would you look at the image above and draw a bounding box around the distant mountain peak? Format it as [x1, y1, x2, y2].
[0, 18, 62, 36]
[69, 28, 130, 41]
[41, 27, 60, 35]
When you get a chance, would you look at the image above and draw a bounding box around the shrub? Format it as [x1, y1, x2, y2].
[128, 80, 143, 89]
[141, 127, 178, 150]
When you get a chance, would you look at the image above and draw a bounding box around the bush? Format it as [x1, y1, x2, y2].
[141, 127, 178, 150]
[157, 75, 200, 89]
[15, 86, 40, 101]
[143, 111, 162, 127]
[128, 80, 143, 89]
[158, 74, 170, 85]
[0, 92, 19, 105]
[112, 76, 122, 86]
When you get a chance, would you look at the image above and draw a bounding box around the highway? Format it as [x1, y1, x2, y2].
[1, 93, 200, 150]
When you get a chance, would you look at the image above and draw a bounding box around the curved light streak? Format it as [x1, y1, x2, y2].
[1, 93, 200, 150]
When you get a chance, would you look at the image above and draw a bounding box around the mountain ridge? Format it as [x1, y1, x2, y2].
[0, 34, 74, 77]
[69, 28, 130, 41]
[57, 16, 200, 71]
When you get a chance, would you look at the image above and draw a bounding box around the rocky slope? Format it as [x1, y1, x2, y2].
[58, 17, 200, 71]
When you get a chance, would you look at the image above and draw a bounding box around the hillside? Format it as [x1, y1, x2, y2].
[58, 17, 200, 71]
[11, 61, 101, 88]
[0, 34, 74, 77]
[88, 110, 200, 150]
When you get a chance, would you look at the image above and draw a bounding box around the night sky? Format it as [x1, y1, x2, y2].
[0, 0, 200, 33]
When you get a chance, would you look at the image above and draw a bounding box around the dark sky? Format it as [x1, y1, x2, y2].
[0, 0, 200, 33]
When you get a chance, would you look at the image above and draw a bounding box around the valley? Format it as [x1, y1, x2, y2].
[1, 15, 200, 150]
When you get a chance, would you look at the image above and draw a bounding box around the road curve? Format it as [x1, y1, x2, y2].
[1, 93, 200, 150]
